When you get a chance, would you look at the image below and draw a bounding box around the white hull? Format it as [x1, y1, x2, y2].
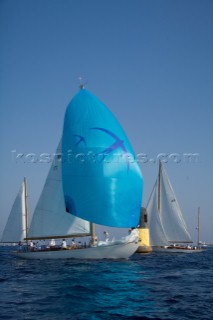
[152, 247, 204, 253]
[12, 241, 138, 260]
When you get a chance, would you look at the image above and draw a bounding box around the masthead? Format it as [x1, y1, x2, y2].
[78, 76, 87, 90]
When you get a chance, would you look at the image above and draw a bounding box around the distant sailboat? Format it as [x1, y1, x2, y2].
[5, 87, 143, 259]
[147, 161, 202, 252]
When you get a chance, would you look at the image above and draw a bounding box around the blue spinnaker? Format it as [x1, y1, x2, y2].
[62, 89, 143, 228]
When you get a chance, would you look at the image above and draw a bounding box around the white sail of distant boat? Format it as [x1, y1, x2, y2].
[7, 88, 142, 259]
[147, 161, 192, 248]
[1, 178, 28, 243]
[27, 141, 91, 240]
[147, 180, 168, 247]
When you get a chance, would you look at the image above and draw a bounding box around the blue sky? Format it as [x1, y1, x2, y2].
[0, 0, 213, 243]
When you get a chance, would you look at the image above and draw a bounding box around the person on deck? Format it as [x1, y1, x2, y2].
[61, 239, 67, 249]
[71, 239, 76, 249]
[49, 239, 56, 247]
[103, 231, 109, 242]
[29, 240, 34, 251]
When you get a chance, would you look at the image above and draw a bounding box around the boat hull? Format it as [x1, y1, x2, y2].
[136, 227, 152, 253]
[136, 245, 152, 254]
[152, 246, 204, 253]
[166, 248, 204, 253]
[12, 241, 138, 260]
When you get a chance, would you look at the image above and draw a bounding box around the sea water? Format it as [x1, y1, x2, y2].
[0, 247, 212, 320]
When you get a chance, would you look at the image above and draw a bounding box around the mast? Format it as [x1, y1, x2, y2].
[158, 161, 161, 212]
[90, 222, 96, 246]
[24, 177, 29, 241]
[197, 207, 200, 247]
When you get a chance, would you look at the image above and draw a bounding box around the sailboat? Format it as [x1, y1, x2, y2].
[3, 87, 143, 259]
[147, 161, 202, 252]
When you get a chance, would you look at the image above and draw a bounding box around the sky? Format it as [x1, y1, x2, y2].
[0, 0, 213, 243]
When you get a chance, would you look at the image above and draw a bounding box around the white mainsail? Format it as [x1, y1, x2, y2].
[27, 142, 91, 239]
[147, 161, 192, 246]
[1, 180, 27, 243]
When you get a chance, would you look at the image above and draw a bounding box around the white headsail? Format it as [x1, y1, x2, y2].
[159, 163, 192, 243]
[1, 180, 27, 243]
[27, 141, 91, 239]
[147, 181, 168, 246]
[147, 161, 192, 246]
